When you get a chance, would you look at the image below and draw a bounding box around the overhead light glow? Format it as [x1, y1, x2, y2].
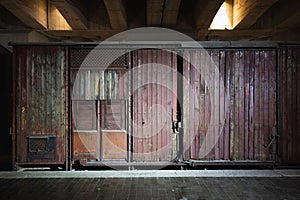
[209, 1, 233, 30]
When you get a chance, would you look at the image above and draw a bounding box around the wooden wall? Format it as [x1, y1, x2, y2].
[182, 48, 277, 162]
[10, 43, 300, 169]
[278, 44, 300, 165]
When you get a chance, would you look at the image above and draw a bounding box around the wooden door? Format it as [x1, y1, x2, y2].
[13, 46, 67, 165]
[131, 49, 178, 162]
[71, 68, 128, 162]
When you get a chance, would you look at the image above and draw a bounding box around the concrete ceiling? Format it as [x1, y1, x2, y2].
[0, 0, 299, 42]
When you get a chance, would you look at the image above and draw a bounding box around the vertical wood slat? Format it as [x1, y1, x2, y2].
[183, 50, 190, 159]
[218, 50, 226, 160]
[189, 51, 195, 159]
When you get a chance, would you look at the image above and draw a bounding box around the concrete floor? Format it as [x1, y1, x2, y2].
[0, 169, 299, 200]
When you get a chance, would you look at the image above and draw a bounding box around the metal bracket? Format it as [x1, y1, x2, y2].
[263, 128, 279, 149]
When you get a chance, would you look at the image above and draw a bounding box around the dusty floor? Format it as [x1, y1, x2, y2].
[0, 169, 299, 200]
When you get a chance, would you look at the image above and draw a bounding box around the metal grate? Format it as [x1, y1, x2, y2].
[27, 135, 56, 153]
[70, 48, 128, 67]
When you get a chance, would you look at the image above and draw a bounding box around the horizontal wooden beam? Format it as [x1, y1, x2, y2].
[103, 0, 127, 30]
[51, 0, 88, 30]
[198, 28, 276, 40]
[41, 29, 121, 41]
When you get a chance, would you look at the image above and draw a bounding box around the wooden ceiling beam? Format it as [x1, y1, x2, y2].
[233, 0, 278, 29]
[147, 0, 163, 26]
[50, 0, 88, 30]
[48, 3, 72, 30]
[194, 0, 224, 29]
[103, 0, 127, 30]
[252, 0, 300, 30]
[161, 0, 181, 26]
[0, 0, 48, 29]
[0, 0, 72, 30]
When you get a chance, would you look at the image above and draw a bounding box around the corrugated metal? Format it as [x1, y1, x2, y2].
[13, 46, 67, 165]
[71, 69, 127, 100]
[131, 49, 177, 162]
[182, 49, 277, 162]
[278, 45, 300, 164]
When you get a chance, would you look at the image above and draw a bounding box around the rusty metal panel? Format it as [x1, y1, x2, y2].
[102, 131, 127, 159]
[73, 132, 100, 161]
[13, 46, 67, 165]
[278, 44, 300, 164]
[183, 48, 277, 162]
[72, 100, 100, 161]
[131, 49, 177, 162]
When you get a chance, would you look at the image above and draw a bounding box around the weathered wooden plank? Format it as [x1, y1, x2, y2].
[286, 47, 293, 162]
[224, 51, 231, 160]
[151, 49, 158, 161]
[171, 52, 177, 160]
[157, 49, 163, 161]
[132, 50, 139, 161]
[233, 51, 239, 160]
[142, 49, 150, 160]
[211, 49, 218, 160]
[243, 51, 250, 159]
[193, 50, 200, 159]
[237, 51, 244, 160]
[147, 49, 154, 160]
[248, 51, 255, 160]
[183, 50, 190, 159]
[269, 50, 277, 160]
[256, 51, 263, 160]
[198, 50, 206, 159]
[262, 51, 269, 161]
[280, 46, 288, 162]
[189, 50, 196, 159]
[218, 50, 226, 159]
[166, 50, 173, 160]
[161, 50, 168, 160]
[228, 51, 236, 160]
